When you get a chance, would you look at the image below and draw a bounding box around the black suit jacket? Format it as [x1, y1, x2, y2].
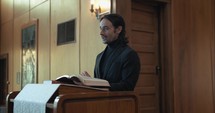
[94, 44, 140, 91]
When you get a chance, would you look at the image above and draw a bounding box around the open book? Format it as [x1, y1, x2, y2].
[55, 74, 110, 88]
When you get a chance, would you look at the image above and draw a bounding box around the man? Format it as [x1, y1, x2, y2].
[82, 14, 140, 91]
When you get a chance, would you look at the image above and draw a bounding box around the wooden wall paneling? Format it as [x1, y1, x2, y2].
[13, 13, 29, 91]
[30, 1, 51, 83]
[190, 0, 214, 112]
[50, 0, 80, 79]
[1, 21, 13, 92]
[30, 0, 47, 9]
[212, 0, 215, 110]
[14, 0, 29, 18]
[1, 0, 13, 24]
[172, 0, 215, 113]
[79, 0, 105, 76]
[172, 0, 193, 113]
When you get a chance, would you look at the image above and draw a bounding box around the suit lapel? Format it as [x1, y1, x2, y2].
[96, 49, 106, 78]
[103, 45, 124, 78]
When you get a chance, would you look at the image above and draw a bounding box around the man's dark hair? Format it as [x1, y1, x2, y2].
[100, 14, 128, 44]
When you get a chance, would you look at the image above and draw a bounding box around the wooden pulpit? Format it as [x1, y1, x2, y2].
[6, 84, 138, 113]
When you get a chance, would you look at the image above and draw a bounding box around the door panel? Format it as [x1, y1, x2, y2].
[131, 1, 160, 113]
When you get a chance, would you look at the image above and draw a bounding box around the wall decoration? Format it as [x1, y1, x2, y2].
[21, 19, 38, 89]
[57, 19, 76, 45]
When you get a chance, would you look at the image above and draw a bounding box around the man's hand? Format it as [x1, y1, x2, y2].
[80, 71, 91, 77]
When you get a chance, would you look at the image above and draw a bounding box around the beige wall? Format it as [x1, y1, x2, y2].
[50, 0, 81, 80]
[0, 0, 105, 91]
[80, 0, 105, 76]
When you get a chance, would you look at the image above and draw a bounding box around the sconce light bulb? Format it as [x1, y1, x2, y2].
[90, 4, 94, 13]
[98, 6, 101, 13]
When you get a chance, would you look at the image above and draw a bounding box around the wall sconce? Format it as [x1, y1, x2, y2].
[90, 0, 111, 19]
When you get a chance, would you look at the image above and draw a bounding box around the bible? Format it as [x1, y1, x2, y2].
[55, 74, 110, 87]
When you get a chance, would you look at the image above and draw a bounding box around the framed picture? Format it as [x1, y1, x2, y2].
[21, 19, 38, 89]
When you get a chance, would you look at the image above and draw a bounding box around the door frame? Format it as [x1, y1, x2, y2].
[0, 53, 9, 106]
[111, 0, 174, 113]
[159, 2, 174, 113]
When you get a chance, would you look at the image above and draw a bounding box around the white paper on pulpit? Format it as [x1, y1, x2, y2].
[14, 84, 60, 113]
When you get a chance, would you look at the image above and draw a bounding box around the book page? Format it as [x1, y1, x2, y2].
[56, 74, 110, 87]
[77, 75, 110, 87]
[56, 74, 80, 84]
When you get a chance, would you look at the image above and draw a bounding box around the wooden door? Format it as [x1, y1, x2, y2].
[130, 1, 161, 113]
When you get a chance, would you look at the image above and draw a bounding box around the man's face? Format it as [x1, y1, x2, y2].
[99, 18, 121, 44]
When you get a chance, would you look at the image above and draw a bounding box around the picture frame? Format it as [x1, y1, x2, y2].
[21, 19, 38, 89]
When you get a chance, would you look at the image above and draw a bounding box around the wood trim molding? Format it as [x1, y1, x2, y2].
[160, 3, 174, 113]
[212, 0, 215, 111]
